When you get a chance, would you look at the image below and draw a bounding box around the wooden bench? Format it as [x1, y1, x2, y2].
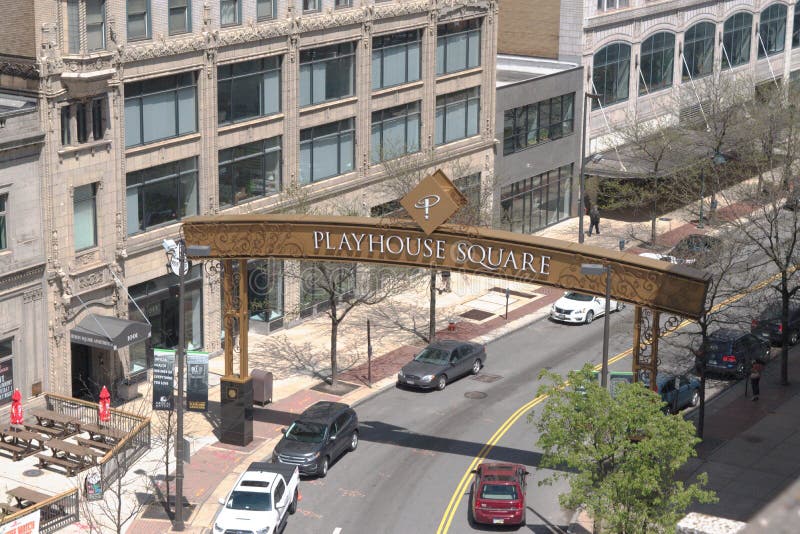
[24, 423, 65, 437]
[0, 441, 27, 461]
[0, 503, 22, 516]
[76, 437, 113, 452]
[35, 453, 82, 477]
[82, 423, 126, 442]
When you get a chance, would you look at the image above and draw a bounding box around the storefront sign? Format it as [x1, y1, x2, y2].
[0, 509, 40, 534]
[0, 359, 13, 406]
[152, 349, 175, 411]
[186, 351, 209, 412]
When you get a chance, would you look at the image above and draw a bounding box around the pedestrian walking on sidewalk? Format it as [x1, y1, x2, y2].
[750, 360, 765, 401]
[588, 206, 600, 236]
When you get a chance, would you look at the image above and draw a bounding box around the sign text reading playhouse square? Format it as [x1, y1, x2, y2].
[312, 231, 552, 275]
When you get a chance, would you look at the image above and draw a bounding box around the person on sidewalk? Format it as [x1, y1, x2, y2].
[750, 360, 765, 401]
[588, 206, 600, 236]
[440, 270, 451, 293]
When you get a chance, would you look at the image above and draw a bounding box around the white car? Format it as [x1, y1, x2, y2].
[638, 252, 687, 265]
[550, 291, 623, 324]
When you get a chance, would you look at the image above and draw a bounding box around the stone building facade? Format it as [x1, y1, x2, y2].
[0, 0, 498, 399]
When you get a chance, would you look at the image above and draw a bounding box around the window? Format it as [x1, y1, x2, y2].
[722, 12, 753, 69]
[92, 98, 106, 140]
[435, 88, 480, 145]
[300, 263, 356, 316]
[759, 4, 787, 58]
[219, 137, 282, 207]
[436, 19, 481, 75]
[502, 93, 575, 155]
[372, 30, 422, 90]
[639, 32, 675, 94]
[592, 42, 631, 108]
[61, 98, 107, 145]
[371, 102, 421, 163]
[794, 1, 800, 48]
[303, 0, 320, 13]
[124, 72, 197, 147]
[299, 119, 355, 184]
[0, 194, 7, 251]
[168, 0, 190, 35]
[682, 22, 715, 81]
[247, 260, 284, 323]
[299, 42, 355, 106]
[126, 157, 198, 234]
[67, 0, 106, 52]
[127, 0, 150, 40]
[257, 0, 275, 20]
[61, 106, 72, 145]
[597, 0, 628, 11]
[274, 480, 285, 503]
[218, 57, 281, 125]
[220, 0, 240, 26]
[500, 164, 574, 234]
[74, 183, 97, 251]
[335, 0, 352, 7]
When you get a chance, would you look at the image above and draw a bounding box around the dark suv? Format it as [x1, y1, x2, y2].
[751, 303, 800, 346]
[696, 329, 770, 377]
[272, 401, 358, 477]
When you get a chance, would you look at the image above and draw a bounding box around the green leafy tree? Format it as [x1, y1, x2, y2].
[532, 365, 716, 533]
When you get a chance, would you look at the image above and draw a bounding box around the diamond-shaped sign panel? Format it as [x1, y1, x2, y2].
[399, 169, 467, 234]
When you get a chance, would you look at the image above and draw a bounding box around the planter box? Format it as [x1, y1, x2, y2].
[117, 382, 139, 401]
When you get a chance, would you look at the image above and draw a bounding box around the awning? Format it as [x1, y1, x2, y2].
[70, 315, 151, 351]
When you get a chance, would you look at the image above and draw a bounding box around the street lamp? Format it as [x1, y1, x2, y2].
[581, 263, 612, 389]
[578, 92, 602, 244]
[163, 239, 210, 531]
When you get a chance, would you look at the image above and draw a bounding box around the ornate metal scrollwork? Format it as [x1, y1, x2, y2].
[632, 307, 685, 390]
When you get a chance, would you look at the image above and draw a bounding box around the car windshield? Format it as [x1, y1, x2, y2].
[226, 490, 271, 511]
[284, 421, 326, 443]
[480, 484, 518, 500]
[414, 347, 450, 364]
[564, 292, 593, 302]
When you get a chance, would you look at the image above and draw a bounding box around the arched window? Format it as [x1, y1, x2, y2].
[759, 4, 788, 57]
[593, 42, 631, 109]
[793, 1, 800, 48]
[682, 22, 715, 81]
[722, 12, 753, 69]
[639, 32, 675, 94]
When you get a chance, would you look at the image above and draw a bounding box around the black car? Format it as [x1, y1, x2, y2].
[397, 340, 486, 391]
[696, 329, 770, 377]
[751, 303, 800, 346]
[272, 401, 358, 477]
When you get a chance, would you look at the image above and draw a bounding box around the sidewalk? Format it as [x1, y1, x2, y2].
[124, 196, 759, 533]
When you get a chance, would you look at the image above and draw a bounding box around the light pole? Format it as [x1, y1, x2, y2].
[698, 168, 705, 229]
[581, 263, 612, 389]
[578, 92, 602, 244]
[163, 239, 210, 531]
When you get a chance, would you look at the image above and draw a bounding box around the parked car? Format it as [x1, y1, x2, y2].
[695, 329, 770, 377]
[651, 374, 701, 413]
[397, 340, 486, 391]
[213, 462, 299, 534]
[272, 401, 358, 477]
[669, 234, 722, 264]
[550, 291, 622, 324]
[751, 302, 800, 346]
[470, 462, 528, 528]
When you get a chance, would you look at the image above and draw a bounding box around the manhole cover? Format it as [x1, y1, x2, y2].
[465, 391, 488, 399]
[471, 373, 502, 383]
[22, 469, 42, 477]
[460, 309, 494, 321]
[743, 435, 763, 444]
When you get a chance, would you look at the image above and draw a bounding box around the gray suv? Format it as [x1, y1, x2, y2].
[272, 401, 358, 477]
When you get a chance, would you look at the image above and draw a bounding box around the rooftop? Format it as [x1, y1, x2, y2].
[496, 54, 579, 87]
[0, 92, 36, 117]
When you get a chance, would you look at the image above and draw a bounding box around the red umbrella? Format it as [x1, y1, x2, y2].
[10, 389, 23, 425]
[98, 386, 110, 423]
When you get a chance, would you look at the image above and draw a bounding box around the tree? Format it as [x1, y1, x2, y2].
[532, 365, 716, 533]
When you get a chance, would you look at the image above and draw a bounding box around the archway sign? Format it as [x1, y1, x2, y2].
[182, 170, 710, 445]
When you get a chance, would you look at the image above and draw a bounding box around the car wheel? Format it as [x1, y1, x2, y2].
[615, 301, 623, 312]
[690, 390, 700, 407]
[318, 456, 329, 478]
[349, 431, 359, 452]
[584, 311, 594, 324]
[289, 488, 298, 514]
[790, 330, 799, 346]
[436, 375, 447, 391]
[472, 359, 482, 375]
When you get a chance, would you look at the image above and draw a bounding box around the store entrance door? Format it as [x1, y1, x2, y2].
[71, 343, 95, 400]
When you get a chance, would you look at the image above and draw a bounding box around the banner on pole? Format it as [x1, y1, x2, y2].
[152, 349, 175, 411]
[186, 351, 209, 412]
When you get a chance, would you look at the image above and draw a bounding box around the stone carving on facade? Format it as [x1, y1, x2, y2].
[437, 0, 491, 22]
[76, 270, 105, 290]
[374, 0, 429, 19]
[0, 265, 46, 290]
[297, 10, 365, 33]
[23, 288, 43, 304]
[74, 250, 99, 267]
[0, 60, 39, 80]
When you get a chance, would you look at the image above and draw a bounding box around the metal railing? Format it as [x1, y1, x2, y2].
[0, 488, 79, 533]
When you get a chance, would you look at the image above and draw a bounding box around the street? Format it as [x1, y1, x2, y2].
[287, 306, 639, 533]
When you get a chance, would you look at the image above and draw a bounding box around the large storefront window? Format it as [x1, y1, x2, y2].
[592, 42, 631, 108]
[126, 157, 198, 234]
[758, 4, 787, 58]
[682, 22, 715, 81]
[639, 32, 675, 94]
[218, 137, 282, 207]
[722, 12, 753, 69]
[247, 260, 284, 324]
[500, 164, 574, 234]
[502, 93, 575, 155]
[128, 266, 203, 373]
[299, 263, 355, 318]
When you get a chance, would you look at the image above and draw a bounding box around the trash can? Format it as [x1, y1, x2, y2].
[251, 369, 273, 406]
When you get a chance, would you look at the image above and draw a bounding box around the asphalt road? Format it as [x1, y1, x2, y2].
[287, 306, 640, 534]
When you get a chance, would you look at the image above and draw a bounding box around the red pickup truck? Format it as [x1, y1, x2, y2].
[470, 461, 528, 528]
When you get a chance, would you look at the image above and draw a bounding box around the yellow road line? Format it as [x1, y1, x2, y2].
[436, 267, 793, 533]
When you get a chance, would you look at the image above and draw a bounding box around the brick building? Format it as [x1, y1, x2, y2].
[0, 0, 498, 401]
